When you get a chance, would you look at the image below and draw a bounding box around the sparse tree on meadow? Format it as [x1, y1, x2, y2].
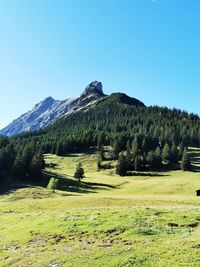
[74, 163, 85, 182]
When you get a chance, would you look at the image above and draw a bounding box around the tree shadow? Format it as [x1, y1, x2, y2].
[0, 176, 49, 196]
[44, 171, 116, 194]
[126, 172, 169, 177]
[189, 151, 200, 172]
[0, 178, 27, 195]
[191, 164, 200, 173]
[63, 154, 80, 158]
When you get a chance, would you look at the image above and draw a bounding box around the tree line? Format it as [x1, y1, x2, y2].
[0, 136, 45, 181]
[14, 102, 200, 160]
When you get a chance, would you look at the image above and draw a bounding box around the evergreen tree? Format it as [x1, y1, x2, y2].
[147, 151, 157, 169]
[132, 136, 139, 157]
[162, 143, 171, 164]
[97, 155, 102, 171]
[170, 144, 179, 164]
[98, 145, 104, 161]
[29, 154, 43, 180]
[13, 153, 26, 179]
[0, 144, 15, 176]
[179, 143, 185, 160]
[74, 163, 85, 181]
[97, 135, 103, 151]
[116, 153, 128, 176]
[134, 155, 142, 171]
[181, 149, 191, 171]
[56, 143, 63, 156]
[22, 144, 35, 174]
[154, 146, 162, 168]
[126, 140, 132, 169]
[113, 140, 121, 159]
[142, 136, 149, 154]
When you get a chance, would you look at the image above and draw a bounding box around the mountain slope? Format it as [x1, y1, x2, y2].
[0, 97, 75, 136]
[97, 92, 145, 107]
[0, 81, 106, 136]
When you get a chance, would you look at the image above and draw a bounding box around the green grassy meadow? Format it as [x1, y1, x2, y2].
[1, 148, 200, 266]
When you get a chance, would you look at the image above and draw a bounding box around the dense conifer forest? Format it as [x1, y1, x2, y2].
[1, 93, 199, 180]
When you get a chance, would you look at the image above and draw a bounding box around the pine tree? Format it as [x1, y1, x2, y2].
[132, 136, 139, 157]
[154, 146, 162, 168]
[97, 135, 103, 151]
[178, 143, 185, 160]
[162, 143, 171, 164]
[29, 154, 43, 180]
[22, 144, 34, 174]
[74, 163, 85, 181]
[113, 140, 121, 159]
[142, 137, 148, 154]
[116, 153, 128, 176]
[170, 144, 178, 164]
[13, 153, 26, 179]
[134, 155, 141, 172]
[98, 145, 104, 161]
[126, 140, 132, 169]
[181, 149, 191, 171]
[147, 151, 156, 169]
[56, 143, 63, 156]
[97, 155, 102, 171]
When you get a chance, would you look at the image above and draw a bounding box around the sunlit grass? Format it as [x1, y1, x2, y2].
[1, 148, 200, 266]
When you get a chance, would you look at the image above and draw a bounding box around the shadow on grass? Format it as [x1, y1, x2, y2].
[0, 170, 54, 195]
[126, 172, 169, 177]
[189, 151, 200, 172]
[0, 178, 26, 195]
[191, 164, 200, 173]
[0, 169, 117, 196]
[44, 171, 116, 194]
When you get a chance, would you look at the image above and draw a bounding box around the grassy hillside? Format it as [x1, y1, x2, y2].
[1, 148, 200, 266]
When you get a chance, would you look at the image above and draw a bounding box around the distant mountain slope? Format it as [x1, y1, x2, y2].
[0, 81, 106, 136]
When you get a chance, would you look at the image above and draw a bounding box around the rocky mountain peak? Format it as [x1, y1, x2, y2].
[43, 96, 55, 102]
[83, 81, 104, 96]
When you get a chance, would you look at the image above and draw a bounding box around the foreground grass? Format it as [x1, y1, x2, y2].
[1, 148, 200, 266]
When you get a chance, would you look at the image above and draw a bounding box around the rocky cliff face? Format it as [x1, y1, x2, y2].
[0, 81, 106, 136]
[84, 81, 103, 95]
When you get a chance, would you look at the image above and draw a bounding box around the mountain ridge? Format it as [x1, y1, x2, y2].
[0, 81, 144, 136]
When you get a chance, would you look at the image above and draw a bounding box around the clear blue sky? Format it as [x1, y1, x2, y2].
[0, 0, 200, 129]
